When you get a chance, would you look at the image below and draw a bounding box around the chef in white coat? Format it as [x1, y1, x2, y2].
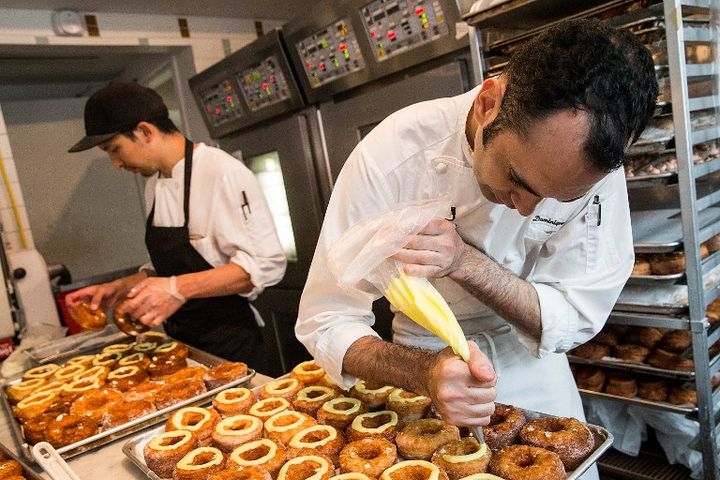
[297, 17, 657, 455]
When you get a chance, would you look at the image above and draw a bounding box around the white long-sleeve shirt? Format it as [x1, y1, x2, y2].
[296, 87, 634, 388]
[141, 143, 287, 299]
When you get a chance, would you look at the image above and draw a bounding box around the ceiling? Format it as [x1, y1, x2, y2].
[0, 0, 317, 20]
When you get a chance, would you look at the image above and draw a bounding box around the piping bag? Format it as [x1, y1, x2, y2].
[384, 266, 488, 443]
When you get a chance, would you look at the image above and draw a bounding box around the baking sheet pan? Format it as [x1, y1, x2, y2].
[567, 355, 695, 380]
[2, 343, 255, 462]
[578, 389, 695, 415]
[626, 272, 685, 285]
[614, 302, 688, 315]
[123, 390, 612, 480]
[25, 325, 128, 364]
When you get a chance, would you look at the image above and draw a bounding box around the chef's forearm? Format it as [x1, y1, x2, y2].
[343, 336, 436, 395]
[175, 263, 254, 299]
[449, 244, 542, 341]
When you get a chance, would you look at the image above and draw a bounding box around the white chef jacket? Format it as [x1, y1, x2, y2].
[296, 86, 633, 421]
[140, 143, 287, 300]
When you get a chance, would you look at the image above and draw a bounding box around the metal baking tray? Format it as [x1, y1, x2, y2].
[0, 441, 44, 480]
[122, 388, 612, 480]
[614, 302, 688, 315]
[632, 207, 720, 253]
[626, 273, 685, 285]
[2, 343, 256, 462]
[578, 389, 696, 415]
[25, 325, 128, 364]
[567, 355, 695, 380]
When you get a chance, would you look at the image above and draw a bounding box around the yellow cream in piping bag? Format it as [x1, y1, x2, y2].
[385, 270, 469, 362]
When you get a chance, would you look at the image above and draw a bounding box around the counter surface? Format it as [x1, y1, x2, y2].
[0, 372, 274, 479]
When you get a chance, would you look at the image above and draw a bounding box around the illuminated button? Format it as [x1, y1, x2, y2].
[416, 6, 425, 14]
[434, 162, 447, 174]
[387, 31, 396, 39]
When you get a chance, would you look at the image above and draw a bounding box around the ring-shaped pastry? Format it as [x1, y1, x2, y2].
[259, 378, 304, 401]
[488, 445, 565, 480]
[264, 410, 317, 445]
[144, 429, 199, 478]
[381, 460, 448, 480]
[290, 361, 326, 385]
[174, 447, 226, 480]
[229, 438, 287, 477]
[213, 387, 255, 416]
[431, 438, 491, 480]
[396, 418, 460, 460]
[316, 397, 364, 430]
[211, 414, 263, 452]
[346, 410, 398, 442]
[248, 397, 292, 421]
[293, 386, 337, 416]
[339, 437, 397, 478]
[276, 454, 334, 480]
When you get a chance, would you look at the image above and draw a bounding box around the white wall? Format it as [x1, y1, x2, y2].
[0, 7, 282, 264]
[0, 105, 32, 253]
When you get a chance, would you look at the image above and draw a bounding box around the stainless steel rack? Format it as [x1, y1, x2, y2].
[465, 0, 720, 477]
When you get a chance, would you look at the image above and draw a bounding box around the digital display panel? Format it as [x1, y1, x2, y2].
[360, 0, 450, 61]
[238, 55, 293, 112]
[296, 17, 366, 88]
[199, 79, 243, 126]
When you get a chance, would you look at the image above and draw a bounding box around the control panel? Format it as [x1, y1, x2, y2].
[199, 79, 243, 126]
[360, 0, 450, 61]
[295, 17, 366, 88]
[238, 55, 293, 112]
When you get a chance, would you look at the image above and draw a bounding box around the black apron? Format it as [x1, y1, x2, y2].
[145, 139, 265, 366]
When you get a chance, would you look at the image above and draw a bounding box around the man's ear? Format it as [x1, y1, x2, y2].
[472, 76, 505, 128]
[135, 121, 154, 142]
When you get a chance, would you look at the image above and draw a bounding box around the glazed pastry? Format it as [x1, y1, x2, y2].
[144, 429, 199, 478]
[385, 388, 431, 425]
[213, 387, 255, 416]
[290, 361, 326, 385]
[174, 447, 225, 480]
[166, 407, 221, 445]
[395, 419, 460, 460]
[211, 414, 264, 452]
[346, 411, 399, 442]
[229, 438, 287, 477]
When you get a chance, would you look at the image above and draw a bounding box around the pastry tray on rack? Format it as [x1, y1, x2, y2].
[614, 302, 688, 315]
[122, 383, 613, 480]
[632, 207, 720, 253]
[25, 325, 128, 364]
[567, 355, 695, 380]
[626, 272, 685, 286]
[578, 389, 696, 415]
[2, 342, 256, 463]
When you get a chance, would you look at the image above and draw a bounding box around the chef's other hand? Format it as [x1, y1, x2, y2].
[426, 341, 496, 427]
[66, 281, 124, 311]
[391, 217, 467, 278]
[125, 277, 186, 328]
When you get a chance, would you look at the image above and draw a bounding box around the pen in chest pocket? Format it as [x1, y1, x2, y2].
[593, 195, 601, 226]
[241, 190, 252, 220]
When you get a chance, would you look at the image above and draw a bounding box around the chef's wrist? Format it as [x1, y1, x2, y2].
[172, 274, 191, 302]
[449, 243, 476, 283]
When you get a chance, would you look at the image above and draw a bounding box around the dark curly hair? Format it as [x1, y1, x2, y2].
[483, 18, 658, 172]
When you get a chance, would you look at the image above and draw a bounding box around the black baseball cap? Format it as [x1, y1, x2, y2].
[68, 82, 169, 153]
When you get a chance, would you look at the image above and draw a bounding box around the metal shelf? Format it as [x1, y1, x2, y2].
[693, 126, 720, 145]
[686, 64, 715, 77]
[689, 95, 720, 112]
[578, 389, 696, 415]
[684, 27, 712, 42]
[694, 157, 720, 180]
[608, 311, 692, 329]
[568, 355, 695, 380]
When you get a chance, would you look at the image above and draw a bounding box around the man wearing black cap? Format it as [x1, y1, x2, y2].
[66, 82, 287, 366]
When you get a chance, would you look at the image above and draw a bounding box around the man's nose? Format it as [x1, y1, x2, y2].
[512, 192, 540, 217]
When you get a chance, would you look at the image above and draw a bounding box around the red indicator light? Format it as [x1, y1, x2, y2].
[416, 6, 425, 14]
[269, 75, 276, 83]
[339, 43, 348, 51]
[261, 83, 269, 89]
[370, 31, 377, 38]
[387, 31, 396, 39]
[306, 62, 313, 69]
[215, 107, 221, 115]
[319, 63, 326, 71]
[226, 96, 232, 102]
